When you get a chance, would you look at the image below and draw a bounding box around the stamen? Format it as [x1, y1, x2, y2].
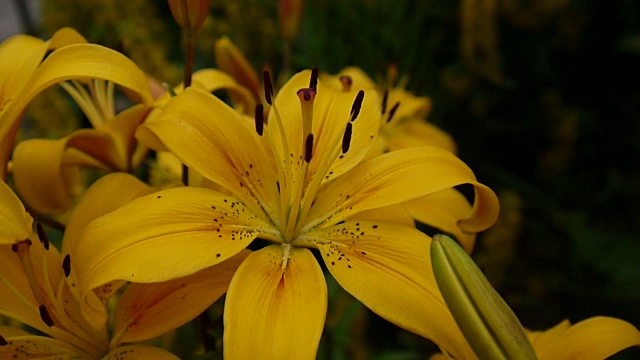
[36, 223, 49, 250]
[305, 134, 314, 163]
[342, 123, 353, 154]
[296, 88, 316, 146]
[381, 89, 389, 114]
[12, 239, 45, 306]
[39, 304, 54, 327]
[63, 254, 71, 278]
[0, 335, 6, 346]
[387, 101, 400, 123]
[310, 67, 319, 91]
[254, 104, 264, 136]
[350, 90, 365, 122]
[263, 71, 274, 105]
[339, 75, 352, 91]
[281, 243, 292, 270]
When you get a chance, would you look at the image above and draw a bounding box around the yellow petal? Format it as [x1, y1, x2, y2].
[139, 87, 279, 220]
[386, 88, 432, 121]
[347, 203, 415, 227]
[74, 186, 275, 304]
[224, 245, 327, 359]
[1, 43, 152, 180]
[0, 180, 33, 244]
[0, 329, 86, 358]
[404, 189, 476, 253]
[386, 118, 457, 154]
[112, 250, 249, 344]
[62, 173, 154, 256]
[535, 316, 640, 360]
[307, 146, 500, 235]
[0, 247, 43, 330]
[300, 221, 473, 359]
[12, 138, 85, 214]
[104, 345, 179, 360]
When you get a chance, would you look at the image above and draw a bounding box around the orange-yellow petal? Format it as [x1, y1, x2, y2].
[298, 221, 473, 359]
[224, 245, 327, 359]
[112, 250, 249, 344]
[306, 146, 499, 235]
[0, 180, 33, 244]
[74, 187, 277, 307]
[0, 327, 86, 358]
[534, 317, 640, 360]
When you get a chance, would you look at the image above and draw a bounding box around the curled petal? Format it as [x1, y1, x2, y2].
[533, 317, 640, 360]
[307, 146, 500, 235]
[386, 118, 457, 154]
[0, 180, 32, 244]
[298, 221, 474, 359]
[112, 250, 249, 344]
[224, 245, 327, 359]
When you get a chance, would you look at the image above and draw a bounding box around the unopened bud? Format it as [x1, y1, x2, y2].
[431, 234, 537, 360]
[168, 0, 211, 31]
[278, 0, 304, 42]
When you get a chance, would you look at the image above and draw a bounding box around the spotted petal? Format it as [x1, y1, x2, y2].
[297, 221, 474, 359]
[0, 326, 86, 359]
[224, 245, 327, 359]
[104, 345, 179, 360]
[306, 146, 499, 235]
[74, 187, 277, 308]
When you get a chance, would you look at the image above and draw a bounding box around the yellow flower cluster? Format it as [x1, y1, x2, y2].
[0, 2, 637, 358]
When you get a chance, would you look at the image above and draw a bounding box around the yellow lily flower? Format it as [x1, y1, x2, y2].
[0, 173, 248, 359]
[73, 69, 499, 358]
[1, 29, 154, 215]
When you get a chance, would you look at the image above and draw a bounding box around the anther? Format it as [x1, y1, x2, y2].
[381, 89, 389, 114]
[342, 123, 353, 154]
[387, 101, 400, 123]
[0, 335, 7, 346]
[350, 90, 365, 122]
[263, 71, 273, 105]
[339, 75, 352, 91]
[305, 134, 314, 163]
[36, 223, 49, 250]
[39, 304, 54, 327]
[62, 254, 71, 278]
[254, 104, 264, 136]
[310, 67, 319, 91]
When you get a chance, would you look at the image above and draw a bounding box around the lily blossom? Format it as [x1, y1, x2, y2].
[73, 69, 499, 358]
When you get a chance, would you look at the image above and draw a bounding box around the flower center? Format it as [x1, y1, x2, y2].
[256, 70, 365, 244]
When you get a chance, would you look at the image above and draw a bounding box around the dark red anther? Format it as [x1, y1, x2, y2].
[387, 101, 400, 123]
[63, 254, 71, 278]
[310, 67, 319, 91]
[381, 89, 389, 114]
[350, 90, 364, 122]
[254, 104, 264, 136]
[39, 305, 54, 327]
[342, 123, 353, 154]
[305, 134, 314, 163]
[0, 335, 7, 346]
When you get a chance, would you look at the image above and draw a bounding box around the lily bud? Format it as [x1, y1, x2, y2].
[278, 0, 304, 42]
[214, 36, 261, 102]
[431, 234, 537, 360]
[168, 0, 211, 31]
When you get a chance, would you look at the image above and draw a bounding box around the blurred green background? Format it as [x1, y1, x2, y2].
[8, 0, 640, 358]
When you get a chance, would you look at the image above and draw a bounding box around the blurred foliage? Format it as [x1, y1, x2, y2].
[28, 0, 640, 357]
